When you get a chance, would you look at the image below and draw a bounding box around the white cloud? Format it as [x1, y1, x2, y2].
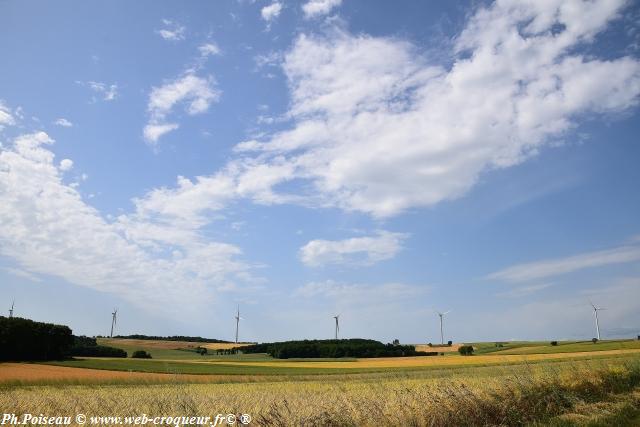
[261, 2, 282, 22]
[302, 0, 341, 18]
[104, 0, 639, 228]
[198, 42, 221, 57]
[233, 0, 640, 217]
[488, 244, 640, 283]
[143, 123, 179, 144]
[78, 81, 118, 102]
[0, 131, 254, 313]
[144, 73, 220, 144]
[54, 118, 73, 127]
[156, 19, 185, 41]
[0, 101, 16, 129]
[59, 158, 73, 171]
[299, 231, 407, 267]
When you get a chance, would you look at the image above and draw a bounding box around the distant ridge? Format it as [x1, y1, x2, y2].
[111, 334, 233, 344]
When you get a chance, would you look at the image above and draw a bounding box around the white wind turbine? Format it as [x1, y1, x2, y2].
[333, 314, 340, 340]
[234, 305, 243, 344]
[436, 310, 451, 345]
[9, 300, 14, 318]
[110, 308, 117, 338]
[590, 300, 606, 340]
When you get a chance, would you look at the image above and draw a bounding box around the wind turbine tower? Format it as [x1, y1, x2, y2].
[590, 301, 605, 340]
[333, 315, 340, 340]
[9, 300, 14, 318]
[110, 308, 117, 338]
[436, 310, 451, 345]
[234, 306, 242, 344]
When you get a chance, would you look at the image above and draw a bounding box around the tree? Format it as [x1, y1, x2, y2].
[131, 350, 152, 359]
[392, 339, 400, 346]
[592, 338, 598, 344]
[458, 345, 474, 356]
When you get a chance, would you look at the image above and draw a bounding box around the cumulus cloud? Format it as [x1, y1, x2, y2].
[302, 0, 342, 18]
[261, 2, 282, 23]
[0, 131, 253, 313]
[156, 19, 185, 41]
[488, 244, 640, 283]
[116, 0, 639, 225]
[59, 158, 73, 171]
[299, 231, 408, 267]
[234, 0, 640, 217]
[54, 118, 73, 127]
[143, 123, 180, 144]
[144, 73, 220, 144]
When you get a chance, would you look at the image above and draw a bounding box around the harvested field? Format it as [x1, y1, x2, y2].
[187, 348, 640, 369]
[101, 338, 248, 351]
[0, 363, 234, 385]
[414, 343, 461, 352]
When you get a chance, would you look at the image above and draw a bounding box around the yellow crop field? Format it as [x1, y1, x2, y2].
[189, 348, 640, 369]
[0, 363, 248, 385]
[2, 358, 640, 426]
[102, 338, 248, 351]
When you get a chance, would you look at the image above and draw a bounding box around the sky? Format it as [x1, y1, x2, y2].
[1, 0, 640, 344]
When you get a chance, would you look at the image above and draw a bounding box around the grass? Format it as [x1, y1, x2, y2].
[3, 357, 640, 426]
[96, 338, 254, 360]
[495, 339, 640, 355]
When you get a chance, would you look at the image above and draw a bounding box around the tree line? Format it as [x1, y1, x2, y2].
[111, 334, 234, 344]
[238, 339, 427, 359]
[0, 316, 126, 360]
[0, 316, 73, 360]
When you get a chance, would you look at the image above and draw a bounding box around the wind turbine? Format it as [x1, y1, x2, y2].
[436, 310, 451, 345]
[333, 314, 340, 340]
[9, 300, 14, 318]
[110, 308, 117, 338]
[234, 305, 243, 344]
[589, 300, 605, 340]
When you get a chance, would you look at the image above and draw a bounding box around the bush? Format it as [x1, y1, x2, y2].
[458, 345, 474, 356]
[447, 340, 453, 346]
[131, 350, 152, 359]
[196, 346, 208, 355]
[427, 343, 432, 347]
[0, 316, 73, 361]
[71, 345, 127, 357]
[550, 341, 558, 346]
[592, 338, 599, 344]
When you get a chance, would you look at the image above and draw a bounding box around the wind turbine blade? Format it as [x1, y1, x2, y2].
[443, 310, 451, 315]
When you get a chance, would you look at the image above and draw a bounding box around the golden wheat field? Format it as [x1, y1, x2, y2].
[2, 358, 640, 426]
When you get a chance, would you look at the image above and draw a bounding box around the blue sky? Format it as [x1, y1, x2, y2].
[1, 0, 640, 344]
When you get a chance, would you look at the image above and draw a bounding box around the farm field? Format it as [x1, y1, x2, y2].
[2, 355, 640, 426]
[3, 339, 640, 425]
[95, 338, 251, 360]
